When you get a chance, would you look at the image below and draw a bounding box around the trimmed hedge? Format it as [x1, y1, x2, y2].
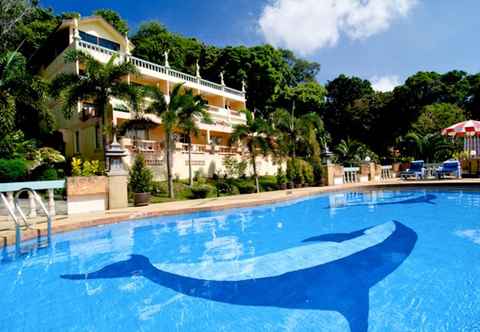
[191, 184, 214, 199]
[259, 175, 277, 191]
[235, 180, 257, 194]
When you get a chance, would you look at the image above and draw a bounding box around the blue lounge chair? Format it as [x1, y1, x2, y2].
[400, 160, 425, 180]
[436, 160, 461, 179]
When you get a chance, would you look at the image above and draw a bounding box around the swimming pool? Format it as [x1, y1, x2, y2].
[1, 187, 480, 332]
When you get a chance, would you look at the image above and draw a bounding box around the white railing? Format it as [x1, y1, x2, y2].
[131, 56, 168, 75]
[178, 143, 210, 154]
[77, 40, 245, 98]
[78, 40, 115, 57]
[216, 145, 238, 155]
[343, 167, 360, 183]
[381, 165, 394, 180]
[224, 86, 245, 97]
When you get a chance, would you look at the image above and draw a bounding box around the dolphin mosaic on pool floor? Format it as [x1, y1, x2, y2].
[62, 221, 418, 332]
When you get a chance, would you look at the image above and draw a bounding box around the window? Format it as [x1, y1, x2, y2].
[79, 30, 120, 51]
[126, 129, 148, 140]
[178, 134, 190, 144]
[75, 131, 80, 154]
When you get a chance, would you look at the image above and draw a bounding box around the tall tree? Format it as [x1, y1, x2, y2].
[230, 110, 272, 193]
[275, 81, 326, 116]
[0, 51, 53, 155]
[93, 9, 129, 35]
[140, 84, 190, 198]
[131, 21, 204, 76]
[280, 49, 320, 85]
[50, 50, 139, 155]
[177, 90, 212, 187]
[273, 108, 324, 160]
[324, 74, 374, 143]
[412, 103, 466, 135]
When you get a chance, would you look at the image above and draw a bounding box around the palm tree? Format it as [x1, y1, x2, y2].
[400, 132, 454, 163]
[137, 83, 190, 198]
[230, 110, 272, 193]
[272, 108, 324, 160]
[335, 138, 377, 165]
[50, 50, 139, 156]
[177, 90, 212, 187]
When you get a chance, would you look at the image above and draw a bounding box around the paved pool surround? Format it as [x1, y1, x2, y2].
[2, 179, 480, 248]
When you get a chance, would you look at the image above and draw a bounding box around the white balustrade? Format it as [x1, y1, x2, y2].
[343, 167, 360, 183]
[380, 165, 394, 180]
[77, 40, 245, 98]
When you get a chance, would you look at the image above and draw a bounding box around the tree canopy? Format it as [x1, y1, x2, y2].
[2, 4, 480, 165]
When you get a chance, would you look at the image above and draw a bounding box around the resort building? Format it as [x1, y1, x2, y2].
[36, 16, 278, 179]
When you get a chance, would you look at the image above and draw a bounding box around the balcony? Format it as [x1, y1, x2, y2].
[76, 40, 246, 100]
[120, 137, 246, 167]
[121, 138, 164, 166]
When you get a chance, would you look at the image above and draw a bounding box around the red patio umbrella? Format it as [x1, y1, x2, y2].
[441, 120, 480, 137]
[442, 120, 480, 158]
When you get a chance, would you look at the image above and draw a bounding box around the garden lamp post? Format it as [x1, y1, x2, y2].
[105, 135, 129, 209]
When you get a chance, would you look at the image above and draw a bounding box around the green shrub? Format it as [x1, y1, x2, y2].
[276, 167, 288, 187]
[191, 184, 214, 199]
[0, 159, 28, 183]
[310, 156, 323, 185]
[151, 181, 167, 196]
[71, 157, 82, 176]
[224, 155, 248, 178]
[38, 168, 59, 180]
[259, 175, 277, 191]
[129, 154, 154, 193]
[71, 157, 104, 176]
[286, 159, 298, 183]
[82, 160, 102, 176]
[235, 180, 257, 194]
[216, 179, 239, 196]
[299, 160, 314, 185]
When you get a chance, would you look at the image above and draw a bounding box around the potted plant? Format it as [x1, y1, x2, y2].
[129, 154, 154, 206]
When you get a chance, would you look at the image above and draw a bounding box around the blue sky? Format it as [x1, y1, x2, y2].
[40, 0, 480, 90]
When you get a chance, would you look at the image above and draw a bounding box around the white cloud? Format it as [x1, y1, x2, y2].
[258, 0, 418, 55]
[370, 75, 402, 92]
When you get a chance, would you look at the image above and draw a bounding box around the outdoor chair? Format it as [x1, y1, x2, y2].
[400, 160, 425, 180]
[436, 160, 461, 179]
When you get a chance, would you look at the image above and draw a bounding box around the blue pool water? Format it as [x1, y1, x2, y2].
[1, 188, 480, 332]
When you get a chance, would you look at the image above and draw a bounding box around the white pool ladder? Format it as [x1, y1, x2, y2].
[0, 188, 52, 254]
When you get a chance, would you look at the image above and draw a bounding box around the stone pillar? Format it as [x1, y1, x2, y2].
[368, 163, 376, 181]
[359, 163, 370, 183]
[323, 164, 337, 186]
[108, 172, 129, 210]
[106, 137, 129, 210]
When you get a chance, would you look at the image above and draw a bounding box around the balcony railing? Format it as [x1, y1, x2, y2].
[77, 40, 245, 98]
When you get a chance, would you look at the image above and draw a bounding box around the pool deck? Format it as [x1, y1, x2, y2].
[2, 178, 480, 248]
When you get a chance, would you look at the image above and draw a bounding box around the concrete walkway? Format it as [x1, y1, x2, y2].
[2, 178, 480, 248]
